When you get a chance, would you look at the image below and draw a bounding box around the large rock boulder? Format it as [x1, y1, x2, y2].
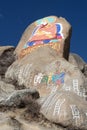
[5, 46, 87, 100]
[15, 16, 72, 60]
[38, 90, 87, 129]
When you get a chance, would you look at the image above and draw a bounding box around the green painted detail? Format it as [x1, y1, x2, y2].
[51, 39, 59, 43]
[36, 17, 55, 25]
[41, 75, 48, 84]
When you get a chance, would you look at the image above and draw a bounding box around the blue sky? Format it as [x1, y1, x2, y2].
[0, 0, 87, 62]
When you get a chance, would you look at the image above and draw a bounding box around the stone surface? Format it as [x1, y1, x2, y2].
[0, 88, 66, 130]
[84, 64, 87, 77]
[5, 46, 87, 100]
[0, 88, 39, 108]
[4, 45, 87, 130]
[0, 111, 66, 130]
[0, 80, 15, 100]
[15, 16, 72, 60]
[69, 53, 86, 72]
[0, 16, 87, 130]
[0, 46, 15, 79]
[0, 46, 14, 55]
[38, 90, 87, 129]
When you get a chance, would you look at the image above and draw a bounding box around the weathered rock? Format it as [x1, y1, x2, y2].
[5, 46, 87, 100]
[0, 15, 87, 130]
[0, 113, 22, 130]
[0, 88, 66, 130]
[84, 64, 87, 77]
[38, 90, 87, 129]
[0, 80, 15, 100]
[15, 16, 72, 60]
[0, 46, 15, 79]
[0, 88, 39, 108]
[0, 111, 66, 130]
[4, 52, 87, 130]
[0, 46, 14, 56]
[69, 53, 86, 71]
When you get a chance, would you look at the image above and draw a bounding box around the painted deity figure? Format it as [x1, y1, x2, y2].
[23, 17, 64, 49]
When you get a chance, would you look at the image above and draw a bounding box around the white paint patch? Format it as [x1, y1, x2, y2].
[62, 84, 71, 91]
[45, 93, 63, 113]
[53, 99, 65, 116]
[82, 89, 87, 98]
[18, 64, 32, 85]
[50, 86, 58, 94]
[86, 113, 87, 116]
[73, 79, 79, 92]
[70, 105, 80, 119]
[34, 73, 43, 86]
[41, 94, 53, 108]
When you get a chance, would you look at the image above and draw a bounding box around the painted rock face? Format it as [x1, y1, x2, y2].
[24, 17, 63, 47]
[24, 23, 63, 47]
[20, 17, 64, 58]
[15, 16, 71, 60]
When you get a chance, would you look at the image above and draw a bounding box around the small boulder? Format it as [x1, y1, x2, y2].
[69, 53, 86, 72]
[0, 80, 15, 100]
[0, 46, 15, 79]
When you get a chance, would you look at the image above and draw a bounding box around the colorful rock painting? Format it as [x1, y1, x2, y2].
[20, 17, 64, 58]
[24, 23, 63, 49]
[35, 17, 56, 25]
[52, 72, 65, 85]
[41, 72, 65, 85]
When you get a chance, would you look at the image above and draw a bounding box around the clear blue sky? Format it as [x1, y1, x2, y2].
[0, 0, 87, 62]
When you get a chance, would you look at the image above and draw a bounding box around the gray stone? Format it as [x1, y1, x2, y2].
[5, 47, 86, 100]
[0, 88, 39, 108]
[69, 53, 86, 72]
[0, 46, 15, 79]
[0, 80, 15, 100]
[38, 90, 87, 129]
[84, 64, 87, 77]
[0, 111, 66, 130]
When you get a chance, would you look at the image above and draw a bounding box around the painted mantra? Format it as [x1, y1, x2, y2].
[41, 72, 65, 85]
[53, 99, 65, 116]
[45, 93, 63, 113]
[18, 64, 32, 85]
[62, 83, 71, 91]
[41, 94, 54, 108]
[34, 72, 65, 86]
[73, 79, 87, 98]
[73, 79, 79, 92]
[73, 79, 84, 97]
[70, 105, 80, 119]
[50, 86, 58, 94]
[34, 73, 43, 86]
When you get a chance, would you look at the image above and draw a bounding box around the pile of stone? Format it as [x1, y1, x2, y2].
[0, 16, 87, 130]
